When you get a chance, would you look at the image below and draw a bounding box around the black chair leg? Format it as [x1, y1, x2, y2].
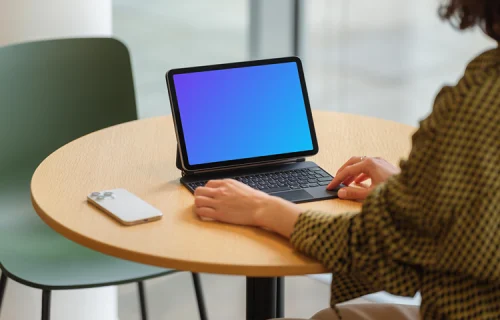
[277, 277, 285, 318]
[191, 273, 208, 320]
[41, 289, 51, 320]
[137, 281, 148, 320]
[0, 273, 8, 314]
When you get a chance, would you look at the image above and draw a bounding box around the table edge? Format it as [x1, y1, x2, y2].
[31, 193, 328, 277]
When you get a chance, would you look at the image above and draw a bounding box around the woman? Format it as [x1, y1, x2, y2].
[193, 1, 500, 319]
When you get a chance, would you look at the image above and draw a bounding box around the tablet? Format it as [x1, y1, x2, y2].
[166, 57, 318, 172]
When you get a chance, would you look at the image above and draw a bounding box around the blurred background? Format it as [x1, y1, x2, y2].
[113, 0, 494, 125]
[0, 0, 495, 319]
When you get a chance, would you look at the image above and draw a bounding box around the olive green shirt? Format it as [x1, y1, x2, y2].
[291, 48, 500, 319]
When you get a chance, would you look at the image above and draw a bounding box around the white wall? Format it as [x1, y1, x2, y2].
[0, 0, 112, 46]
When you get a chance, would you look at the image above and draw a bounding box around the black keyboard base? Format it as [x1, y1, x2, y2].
[180, 161, 341, 204]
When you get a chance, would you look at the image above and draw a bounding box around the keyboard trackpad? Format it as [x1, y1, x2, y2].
[271, 190, 313, 202]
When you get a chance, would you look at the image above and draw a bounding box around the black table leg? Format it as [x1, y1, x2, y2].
[191, 273, 208, 320]
[277, 277, 284, 318]
[246, 277, 277, 320]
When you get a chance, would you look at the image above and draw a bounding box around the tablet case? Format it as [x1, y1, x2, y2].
[176, 146, 183, 172]
[176, 145, 305, 177]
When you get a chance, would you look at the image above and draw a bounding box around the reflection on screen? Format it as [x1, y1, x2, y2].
[173, 62, 313, 165]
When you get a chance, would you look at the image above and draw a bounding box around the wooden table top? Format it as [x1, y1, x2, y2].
[31, 111, 415, 277]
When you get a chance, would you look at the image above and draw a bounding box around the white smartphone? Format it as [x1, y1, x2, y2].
[87, 188, 163, 226]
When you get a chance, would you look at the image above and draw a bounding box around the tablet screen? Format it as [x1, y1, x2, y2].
[168, 58, 318, 170]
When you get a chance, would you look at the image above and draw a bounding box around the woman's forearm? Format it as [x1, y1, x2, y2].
[253, 196, 302, 238]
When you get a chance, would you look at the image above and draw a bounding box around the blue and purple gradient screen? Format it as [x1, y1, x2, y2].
[173, 62, 313, 165]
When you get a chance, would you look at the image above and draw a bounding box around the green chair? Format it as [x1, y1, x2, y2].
[0, 38, 207, 320]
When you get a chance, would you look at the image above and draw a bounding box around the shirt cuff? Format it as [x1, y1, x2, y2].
[290, 210, 355, 273]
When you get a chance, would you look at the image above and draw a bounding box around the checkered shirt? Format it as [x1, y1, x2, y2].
[291, 47, 500, 319]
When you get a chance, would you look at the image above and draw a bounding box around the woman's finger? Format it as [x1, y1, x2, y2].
[327, 161, 367, 190]
[205, 180, 224, 188]
[342, 174, 361, 186]
[194, 195, 217, 208]
[354, 173, 370, 184]
[337, 186, 371, 200]
[194, 207, 219, 219]
[336, 156, 366, 175]
[194, 186, 219, 198]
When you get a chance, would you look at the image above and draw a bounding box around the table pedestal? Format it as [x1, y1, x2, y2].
[246, 277, 285, 320]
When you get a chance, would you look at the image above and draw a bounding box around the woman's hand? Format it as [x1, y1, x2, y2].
[327, 156, 400, 200]
[194, 179, 302, 238]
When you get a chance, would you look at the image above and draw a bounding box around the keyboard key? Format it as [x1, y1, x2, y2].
[261, 186, 291, 193]
[189, 169, 332, 193]
[318, 177, 332, 182]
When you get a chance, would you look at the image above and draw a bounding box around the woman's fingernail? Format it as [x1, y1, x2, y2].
[338, 189, 346, 198]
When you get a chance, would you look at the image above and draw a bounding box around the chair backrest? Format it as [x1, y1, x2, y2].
[0, 38, 138, 176]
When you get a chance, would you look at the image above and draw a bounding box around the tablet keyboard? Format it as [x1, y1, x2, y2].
[187, 167, 333, 193]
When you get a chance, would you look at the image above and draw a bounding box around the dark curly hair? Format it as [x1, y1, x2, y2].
[440, 0, 500, 40]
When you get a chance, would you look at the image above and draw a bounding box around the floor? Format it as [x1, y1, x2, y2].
[112, 0, 494, 319]
[118, 273, 343, 320]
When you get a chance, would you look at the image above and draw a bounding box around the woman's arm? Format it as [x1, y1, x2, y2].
[194, 179, 302, 238]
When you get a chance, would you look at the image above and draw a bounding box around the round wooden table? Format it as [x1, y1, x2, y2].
[31, 111, 415, 320]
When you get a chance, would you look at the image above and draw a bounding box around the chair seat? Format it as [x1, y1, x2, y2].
[0, 174, 175, 290]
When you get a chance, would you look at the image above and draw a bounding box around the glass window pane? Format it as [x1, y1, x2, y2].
[303, 0, 495, 125]
[113, 0, 248, 118]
